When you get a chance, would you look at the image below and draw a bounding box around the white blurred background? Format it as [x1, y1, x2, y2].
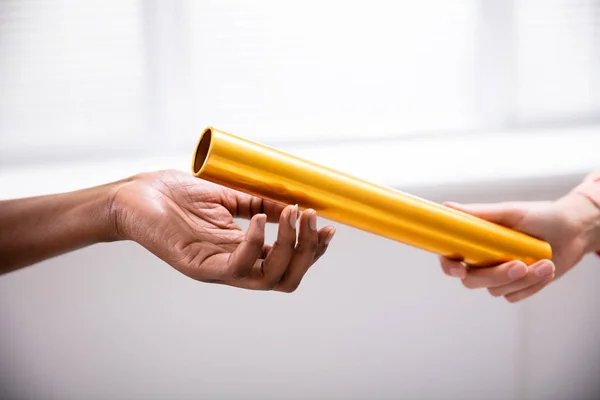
[1, 1, 600, 399]
[1, 0, 599, 163]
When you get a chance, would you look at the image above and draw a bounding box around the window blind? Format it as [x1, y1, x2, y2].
[184, 0, 481, 143]
[0, 0, 150, 159]
[513, 0, 600, 125]
[1, 1, 599, 163]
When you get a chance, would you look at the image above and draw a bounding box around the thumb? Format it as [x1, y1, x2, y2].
[444, 201, 528, 228]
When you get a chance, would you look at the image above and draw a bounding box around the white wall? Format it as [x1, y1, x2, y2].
[1, 172, 599, 400]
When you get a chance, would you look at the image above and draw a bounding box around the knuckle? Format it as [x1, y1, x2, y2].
[314, 249, 327, 260]
[262, 277, 281, 291]
[309, 241, 319, 253]
[487, 288, 502, 297]
[298, 240, 319, 253]
[272, 239, 293, 251]
[230, 264, 251, 280]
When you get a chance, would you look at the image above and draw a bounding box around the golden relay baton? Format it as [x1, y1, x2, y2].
[191, 127, 552, 267]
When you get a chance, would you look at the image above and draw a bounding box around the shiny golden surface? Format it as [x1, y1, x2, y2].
[192, 127, 552, 266]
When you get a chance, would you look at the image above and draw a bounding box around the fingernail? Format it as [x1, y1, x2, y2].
[309, 210, 317, 231]
[289, 205, 298, 228]
[508, 263, 527, 279]
[535, 261, 554, 277]
[257, 214, 266, 230]
[449, 268, 463, 278]
[324, 228, 336, 245]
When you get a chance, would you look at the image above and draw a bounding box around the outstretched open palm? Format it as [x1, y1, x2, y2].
[111, 170, 335, 292]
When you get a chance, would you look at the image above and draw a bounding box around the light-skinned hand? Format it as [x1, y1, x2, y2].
[439, 191, 600, 303]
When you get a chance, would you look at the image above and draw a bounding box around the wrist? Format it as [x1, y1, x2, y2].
[559, 190, 600, 255]
[105, 176, 136, 242]
[65, 180, 127, 244]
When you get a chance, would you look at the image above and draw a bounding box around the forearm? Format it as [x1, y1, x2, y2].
[0, 181, 122, 274]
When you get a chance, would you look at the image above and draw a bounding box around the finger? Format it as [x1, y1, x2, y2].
[487, 260, 555, 297]
[439, 256, 467, 279]
[262, 200, 287, 223]
[460, 260, 528, 289]
[219, 258, 269, 290]
[504, 273, 554, 303]
[313, 226, 336, 263]
[225, 222, 334, 291]
[275, 209, 320, 293]
[220, 229, 336, 292]
[260, 204, 298, 287]
[216, 206, 298, 291]
[208, 258, 268, 290]
[233, 191, 285, 223]
[444, 201, 527, 227]
[223, 214, 266, 279]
